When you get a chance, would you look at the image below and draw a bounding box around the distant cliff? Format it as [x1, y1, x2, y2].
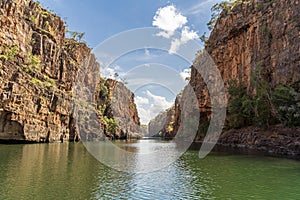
[149, 0, 300, 157]
[96, 78, 141, 139]
[0, 0, 140, 142]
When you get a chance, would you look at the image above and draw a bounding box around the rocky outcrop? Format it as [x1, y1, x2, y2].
[148, 108, 172, 137]
[151, 0, 300, 156]
[0, 0, 140, 142]
[96, 78, 141, 139]
[218, 125, 300, 158]
[190, 0, 300, 136]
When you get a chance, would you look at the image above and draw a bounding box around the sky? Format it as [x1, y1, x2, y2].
[38, 0, 224, 124]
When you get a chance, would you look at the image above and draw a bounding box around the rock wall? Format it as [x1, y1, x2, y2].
[193, 0, 300, 136]
[206, 0, 300, 88]
[0, 0, 140, 142]
[96, 79, 141, 139]
[152, 0, 300, 140]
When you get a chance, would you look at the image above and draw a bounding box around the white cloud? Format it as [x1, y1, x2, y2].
[134, 91, 174, 124]
[146, 90, 173, 119]
[101, 65, 123, 78]
[169, 38, 181, 54]
[135, 96, 149, 105]
[169, 26, 199, 54]
[180, 68, 191, 81]
[181, 26, 199, 43]
[136, 106, 152, 125]
[152, 5, 187, 38]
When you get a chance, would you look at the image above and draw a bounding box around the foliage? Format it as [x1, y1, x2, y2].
[103, 116, 118, 134]
[98, 81, 109, 99]
[41, 11, 48, 18]
[30, 76, 56, 89]
[227, 79, 254, 128]
[199, 32, 208, 46]
[271, 85, 300, 127]
[228, 75, 300, 128]
[66, 30, 85, 42]
[30, 15, 37, 24]
[30, 77, 43, 87]
[25, 53, 41, 73]
[0, 46, 19, 61]
[207, 0, 247, 31]
[249, 67, 274, 126]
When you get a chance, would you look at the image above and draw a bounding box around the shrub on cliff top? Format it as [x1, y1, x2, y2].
[207, 0, 246, 30]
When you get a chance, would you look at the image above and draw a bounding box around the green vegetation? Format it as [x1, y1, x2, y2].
[30, 15, 38, 24]
[66, 30, 85, 42]
[25, 53, 41, 73]
[30, 77, 43, 87]
[208, 0, 249, 30]
[272, 85, 300, 127]
[41, 11, 48, 18]
[0, 46, 19, 61]
[98, 79, 109, 102]
[228, 76, 300, 128]
[103, 116, 118, 134]
[30, 76, 56, 89]
[200, 0, 249, 45]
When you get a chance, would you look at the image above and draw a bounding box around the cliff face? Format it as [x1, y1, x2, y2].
[148, 106, 175, 137]
[192, 0, 300, 135]
[152, 0, 300, 140]
[206, 0, 300, 88]
[96, 78, 141, 139]
[0, 0, 140, 142]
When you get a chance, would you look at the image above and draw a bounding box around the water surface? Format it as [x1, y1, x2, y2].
[0, 140, 299, 199]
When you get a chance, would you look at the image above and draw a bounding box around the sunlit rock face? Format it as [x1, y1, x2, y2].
[96, 79, 141, 139]
[150, 0, 300, 140]
[0, 0, 140, 142]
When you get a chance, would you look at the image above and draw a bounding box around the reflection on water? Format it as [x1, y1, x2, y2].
[84, 139, 189, 173]
[0, 140, 299, 199]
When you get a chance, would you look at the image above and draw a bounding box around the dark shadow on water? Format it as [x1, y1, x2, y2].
[189, 142, 300, 161]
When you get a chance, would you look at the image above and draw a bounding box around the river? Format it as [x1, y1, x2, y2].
[0, 140, 299, 199]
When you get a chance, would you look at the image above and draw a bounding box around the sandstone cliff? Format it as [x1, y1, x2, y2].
[150, 0, 300, 156]
[0, 0, 140, 142]
[96, 78, 141, 139]
[194, 0, 299, 136]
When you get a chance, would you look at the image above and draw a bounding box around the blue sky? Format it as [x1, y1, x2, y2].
[39, 0, 222, 47]
[38, 0, 223, 124]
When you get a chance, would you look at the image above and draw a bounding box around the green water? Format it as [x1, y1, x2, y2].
[0, 140, 299, 199]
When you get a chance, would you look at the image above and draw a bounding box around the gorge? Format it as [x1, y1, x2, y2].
[0, 0, 141, 143]
[0, 0, 300, 199]
[0, 0, 299, 159]
[149, 0, 300, 158]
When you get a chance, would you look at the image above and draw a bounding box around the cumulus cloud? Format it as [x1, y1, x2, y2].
[169, 38, 181, 55]
[135, 96, 149, 105]
[180, 68, 191, 81]
[152, 5, 187, 38]
[134, 91, 174, 124]
[181, 26, 199, 43]
[152, 5, 199, 54]
[101, 65, 123, 78]
[169, 26, 199, 54]
[146, 90, 173, 120]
